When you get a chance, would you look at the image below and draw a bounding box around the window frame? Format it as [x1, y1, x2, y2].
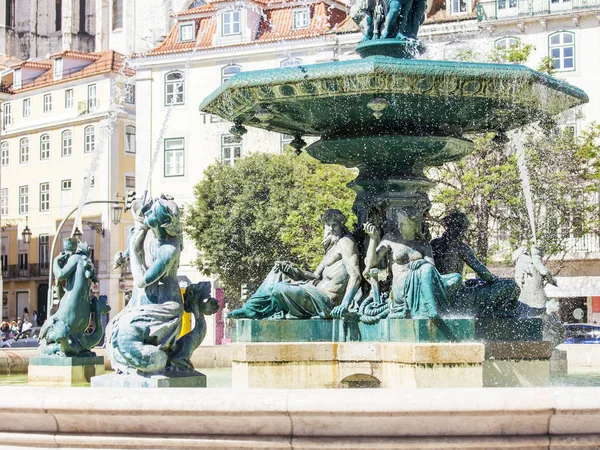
[112, 0, 123, 30]
[495, 36, 520, 49]
[164, 71, 185, 106]
[54, 58, 63, 80]
[1, 188, 8, 216]
[43, 94, 52, 113]
[179, 23, 195, 42]
[38, 234, 50, 269]
[19, 137, 29, 164]
[125, 84, 135, 104]
[84, 125, 95, 153]
[61, 129, 73, 157]
[61, 179, 72, 191]
[292, 8, 310, 30]
[125, 125, 136, 154]
[39, 182, 50, 212]
[222, 10, 241, 36]
[3, 102, 11, 128]
[221, 64, 241, 84]
[22, 98, 30, 117]
[281, 57, 303, 68]
[548, 31, 575, 72]
[18, 185, 28, 215]
[163, 137, 185, 178]
[13, 68, 21, 89]
[1, 141, 8, 166]
[221, 134, 242, 166]
[65, 89, 74, 108]
[40, 134, 50, 160]
[87, 84, 97, 110]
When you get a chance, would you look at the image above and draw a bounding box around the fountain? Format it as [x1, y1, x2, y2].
[199, 0, 588, 388]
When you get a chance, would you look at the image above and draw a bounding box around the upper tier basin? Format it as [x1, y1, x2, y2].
[199, 56, 588, 138]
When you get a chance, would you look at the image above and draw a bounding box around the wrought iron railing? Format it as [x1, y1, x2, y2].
[477, 0, 600, 21]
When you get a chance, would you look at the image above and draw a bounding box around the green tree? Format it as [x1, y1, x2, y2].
[185, 150, 356, 306]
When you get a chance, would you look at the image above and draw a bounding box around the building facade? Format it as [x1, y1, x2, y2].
[0, 0, 192, 60]
[0, 50, 136, 323]
[137, 0, 600, 340]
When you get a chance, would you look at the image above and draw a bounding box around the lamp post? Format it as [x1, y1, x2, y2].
[21, 216, 32, 244]
[47, 200, 125, 317]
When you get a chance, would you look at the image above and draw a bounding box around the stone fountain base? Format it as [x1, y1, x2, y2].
[231, 341, 553, 389]
[27, 355, 105, 386]
[91, 370, 207, 388]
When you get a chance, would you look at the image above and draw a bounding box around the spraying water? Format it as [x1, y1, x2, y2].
[509, 129, 537, 244]
[71, 57, 131, 236]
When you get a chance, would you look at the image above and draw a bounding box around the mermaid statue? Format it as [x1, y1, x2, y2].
[39, 238, 110, 356]
[108, 195, 218, 375]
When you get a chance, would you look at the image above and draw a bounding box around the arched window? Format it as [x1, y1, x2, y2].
[126, 126, 136, 154]
[61, 130, 72, 157]
[165, 71, 184, 105]
[549, 31, 575, 71]
[1, 141, 8, 166]
[281, 57, 303, 68]
[19, 138, 29, 164]
[40, 134, 50, 160]
[221, 64, 241, 84]
[84, 126, 95, 153]
[495, 36, 520, 49]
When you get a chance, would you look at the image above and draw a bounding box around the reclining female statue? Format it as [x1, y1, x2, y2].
[363, 209, 461, 319]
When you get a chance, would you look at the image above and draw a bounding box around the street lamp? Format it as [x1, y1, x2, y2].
[112, 204, 123, 225]
[73, 227, 83, 241]
[21, 216, 32, 244]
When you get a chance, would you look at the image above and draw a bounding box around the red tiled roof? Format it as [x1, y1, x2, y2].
[49, 50, 103, 60]
[20, 61, 53, 69]
[11, 51, 134, 93]
[0, 55, 23, 69]
[148, 1, 347, 56]
[173, 4, 217, 16]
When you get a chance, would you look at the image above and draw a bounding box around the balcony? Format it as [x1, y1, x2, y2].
[78, 99, 99, 115]
[3, 263, 51, 280]
[477, 0, 600, 21]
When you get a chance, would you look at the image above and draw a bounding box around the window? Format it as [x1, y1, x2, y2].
[281, 134, 294, 152]
[13, 69, 21, 89]
[43, 94, 52, 112]
[222, 10, 240, 36]
[22, 98, 30, 117]
[19, 138, 29, 164]
[87, 84, 97, 110]
[1, 142, 8, 166]
[61, 130, 72, 157]
[495, 37, 520, 49]
[61, 179, 72, 191]
[221, 134, 242, 166]
[179, 23, 195, 42]
[5, 0, 15, 28]
[549, 31, 575, 71]
[65, 89, 74, 108]
[1, 189, 8, 216]
[497, 0, 517, 10]
[125, 125, 136, 154]
[40, 134, 50, 160]
[39, 235, 49, 270]
[281, 58, 303, 68]
[292, 8, 310, 29]
[450, 0, 467, 13]
[39, 182, 49, 212]
[54, 58, 63, 80]
[222, 64, 241, 83]
[165, 71, 184, 105]
[125, 84, 135, 104]
[125, 175, 135, 189]
[55, 0, 62, 31]
[84, 126, 95, 153]
[19, 185, 28, 214]
[112, 0, 123, 29]
[79, 0, 86, 33]
[164, 138, 185, 177]
[84, 176, 95, 188]
[18, 253, 28, 273]
[3, 102, 11, 128]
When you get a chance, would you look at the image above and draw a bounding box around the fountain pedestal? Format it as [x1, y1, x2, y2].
[27, 356, 105, 386]
[91, 371, 206, 388]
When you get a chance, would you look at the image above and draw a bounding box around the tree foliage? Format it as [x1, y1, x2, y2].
[185, 150, 356, 305]
[429, 124, 600, 264]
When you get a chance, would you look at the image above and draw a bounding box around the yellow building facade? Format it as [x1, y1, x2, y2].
[0, 50, 135, 323]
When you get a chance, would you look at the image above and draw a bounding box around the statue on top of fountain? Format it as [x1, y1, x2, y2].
[227, 209, 362, 320]
[108, 195, 218, 375]
[351, 0, 427, 42]
[430, 212, 520, 318]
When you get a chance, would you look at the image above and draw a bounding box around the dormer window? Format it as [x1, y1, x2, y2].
[13, 69, 21, 89]
[292, 8, 310, 29]
[179, 23, 195, 42]
[222, 10, 240, 36]
[54, 58, 63, 80]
